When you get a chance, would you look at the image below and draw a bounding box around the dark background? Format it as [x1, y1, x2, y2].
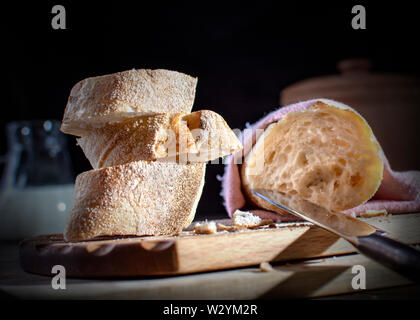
[3, 1, 420, 219]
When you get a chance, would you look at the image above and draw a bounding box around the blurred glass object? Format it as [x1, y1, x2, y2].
[0, 120, 74, 240]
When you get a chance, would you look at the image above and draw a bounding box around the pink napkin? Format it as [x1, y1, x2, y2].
[221, 99, 420, 221]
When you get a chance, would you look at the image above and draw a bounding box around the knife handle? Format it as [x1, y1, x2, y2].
[355, 232, 420, 282]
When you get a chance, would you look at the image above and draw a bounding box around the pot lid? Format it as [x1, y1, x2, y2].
[280, 58, 420, 106]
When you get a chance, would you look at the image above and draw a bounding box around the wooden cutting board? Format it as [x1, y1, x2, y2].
[19, 213, 420, 278]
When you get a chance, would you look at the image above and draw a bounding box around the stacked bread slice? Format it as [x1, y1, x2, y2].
[61, 69, 242, 241]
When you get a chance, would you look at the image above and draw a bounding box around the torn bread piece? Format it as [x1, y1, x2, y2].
[242, 101, 383, 213]
[180, 110, 243, 163]
[216, 223, 241, 232]
[61, 69, 197, 136]
[360, 209, 388, 218]
[193, 221, 217, 234]
[232, 210, 274, 228]
[64, 161, 206, 242]
[259, 262, 275, 272]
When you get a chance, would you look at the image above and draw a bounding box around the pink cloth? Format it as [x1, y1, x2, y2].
[221, 99, 420, 221]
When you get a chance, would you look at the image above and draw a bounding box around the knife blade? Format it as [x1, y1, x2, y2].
[251, 189, 420, 282]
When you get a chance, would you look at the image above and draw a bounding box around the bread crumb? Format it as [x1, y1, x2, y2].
[193, 220, 217, 234]
[233, 210, 273, 228]
[216, 223, 240, 232]
[360, 209, 388, 218]
[216, 223, 251, 232]
[259, 262, 275, 272]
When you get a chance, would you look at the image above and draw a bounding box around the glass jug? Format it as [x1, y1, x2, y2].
[0, 120, 75, 240]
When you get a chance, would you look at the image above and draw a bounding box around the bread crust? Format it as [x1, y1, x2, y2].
[61, 69, 197, 136]
[77, 113, 196, 168]
[64, 161, 206, 241]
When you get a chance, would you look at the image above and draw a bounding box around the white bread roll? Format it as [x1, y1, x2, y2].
[61, 69, 197, 136]
[64, 161, 206, 241]
[241, 101, 383, 213]
[77, 110, 242, 168]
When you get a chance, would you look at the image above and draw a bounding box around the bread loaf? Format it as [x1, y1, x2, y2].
[77, 110, 242, 168]
[241, 101, 383, 213]
[64, 161, 206, 241]
[61, 69, 197, 136]
[61, 69, 242, 241]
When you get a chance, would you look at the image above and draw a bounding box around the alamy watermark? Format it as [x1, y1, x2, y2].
[351, 5, 366, 30]
[51, 5, 366, 31]
[148, 127, 265, 170]
[351, 264, 366, 290]
[51, 265, 66, 290]
[51, 5, 66, 30]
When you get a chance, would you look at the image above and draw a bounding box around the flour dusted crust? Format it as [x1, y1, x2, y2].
[64, 161, 206, 241]
[77, 110, 243, 168]
[76, 113, 197, 169]
[61, 69, 197, 136]
[241, 101, 383, 213]
[77, 114, 170, 168]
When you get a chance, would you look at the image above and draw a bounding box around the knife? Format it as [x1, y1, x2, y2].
[251, 189, 420, 282]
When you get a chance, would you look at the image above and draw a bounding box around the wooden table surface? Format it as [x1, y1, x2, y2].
[1, 213, 420, 300]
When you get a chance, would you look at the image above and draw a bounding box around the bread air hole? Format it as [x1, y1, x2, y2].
[317, 112, 330, 118]
[306, 177, 324, 189]
[350, 173, 363, 187]
[278, 154, 287, 166]
[296, 151, 308, 166]
[266, 151, 275, 164]
[332, 165, 343, 177]
[279, 183, 287, 191]
[321, 126, 334, 133]
[333, 139, 350, 148]
[278, 182, 292, 192]
[304, 168, 326, 189]
[182, 112, 201, 131]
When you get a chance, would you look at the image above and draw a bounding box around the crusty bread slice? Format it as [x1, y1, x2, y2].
[241, 101, 383, 213]
[76, 113, 197, 169]
[77, 110, 242, 168]
[64, 161, 206, 242]
[61, 69, 197, 136]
